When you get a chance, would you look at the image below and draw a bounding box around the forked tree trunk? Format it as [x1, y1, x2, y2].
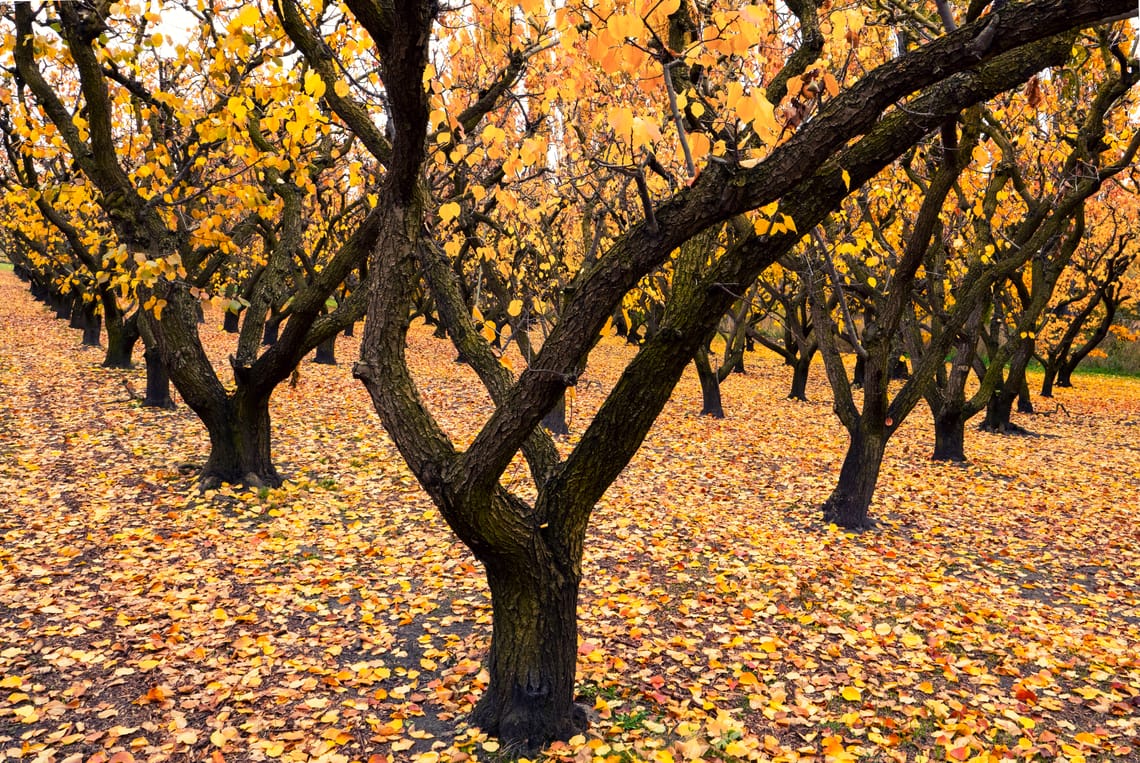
[822, 426, 886, 529]
[470, 553, 586, 755]
[143, 346, 175, 409]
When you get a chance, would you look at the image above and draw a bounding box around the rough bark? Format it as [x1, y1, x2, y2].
[469, 547, 587, 755]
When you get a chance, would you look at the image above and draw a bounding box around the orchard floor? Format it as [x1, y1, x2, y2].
[1, 269, 1138, 763]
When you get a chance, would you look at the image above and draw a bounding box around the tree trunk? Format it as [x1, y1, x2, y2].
[788, 352, 812, 401]
[981, 387, 1015, 432]
[262, 313, 282, 346]
[314, 334, 337, 365]
[694, 346, 725, 418]
[1016, 376, 1033, 413]
[344, 321, 355, 338]
[470, 555, 586, 755]
[1040, 366, 1056, 397]
[199, 390, 280, 488]
[822, 426, 886, 529]
[223, 309, 240, 333]
[102, 309, 140, 369]
[54, 299, 71, 320]
[143, 346, 175, 409]
[932, 409, 967, 462]
[1056, 365, 1074, 388]
[852, 355, 865, 388]
[542, 393, 569, 436]
[79, 303, 101, 347]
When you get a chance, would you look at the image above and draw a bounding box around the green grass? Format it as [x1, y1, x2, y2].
[0, 262, 13, 272]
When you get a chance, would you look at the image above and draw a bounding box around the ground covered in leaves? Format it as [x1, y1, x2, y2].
[1, 270, 1138, 763]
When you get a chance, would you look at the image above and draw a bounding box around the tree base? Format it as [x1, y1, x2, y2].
[978, 421, 1032, 435]
[198, 468, 283, 491]
[471, 699, 589, 757]
[821, 497, 877, 531]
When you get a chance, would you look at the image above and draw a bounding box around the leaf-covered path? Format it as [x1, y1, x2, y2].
[2, 270, 1138, 763]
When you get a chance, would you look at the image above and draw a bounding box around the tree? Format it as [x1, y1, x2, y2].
[1037, 197, 1139, 395]
[284, 0, 1140, 751]
[8, 0, 374, 485]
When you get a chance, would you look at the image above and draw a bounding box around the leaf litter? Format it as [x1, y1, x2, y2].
[1, 271, 1138, 763]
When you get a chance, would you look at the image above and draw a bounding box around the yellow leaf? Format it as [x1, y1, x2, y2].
[230, 5, 259, 31]
[176, 730, 199, 745]
[840, 686, 861, 701]
[304, 70, 326, 99]
[481, 321, 497, 343]
[439, 202, 461, 225]
[333, 80, 350, 98]
[507, 299, 524, 317]
[823, 72, 840, 97]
